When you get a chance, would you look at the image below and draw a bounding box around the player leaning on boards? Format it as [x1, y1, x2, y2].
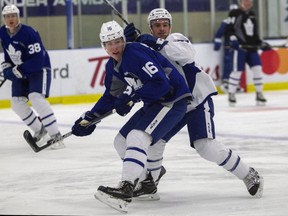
[0, 4, 64, 150]
[225, 0, 270, 106]
[71, 20, 191, 213]
[124, 7, 264, 200]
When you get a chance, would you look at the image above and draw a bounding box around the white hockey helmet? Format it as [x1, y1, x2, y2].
[229, 4, 238, 10]
[99, 20, 124, 43]
[147, 8, 172, 26]
[2, 4, 20, 16]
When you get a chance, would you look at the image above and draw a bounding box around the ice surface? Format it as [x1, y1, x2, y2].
[1, 90, 288, 216]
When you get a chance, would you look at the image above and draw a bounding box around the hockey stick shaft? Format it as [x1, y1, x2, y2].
[0, 79, 6, 87]
[34, 109, 115, 152]
[103, 0, 129, 25]
[103, 0, 140, 38]
[225, 44, 287, 49]
[0, 71, 6, 87]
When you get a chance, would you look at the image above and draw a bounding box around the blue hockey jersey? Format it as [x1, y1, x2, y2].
[91, 42, 191, 115]
[0, 24, 51, 75]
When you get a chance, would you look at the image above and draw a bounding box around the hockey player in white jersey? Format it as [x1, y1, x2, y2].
[124, 8, 263, 200]
[0, 4, 64, 150]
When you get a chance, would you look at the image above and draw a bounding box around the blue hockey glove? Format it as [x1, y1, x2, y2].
[2, 64, 25, 81]
[72, 111, 97, 136]
[136, 34, 168, 51]
[124, 23, 141, 42]
[260, 41, 271, 51]
[229, 35, 239, 49]
[213, 38, 222, 51]
[2, 62, 14, 81]
[114, 86, 139, 116]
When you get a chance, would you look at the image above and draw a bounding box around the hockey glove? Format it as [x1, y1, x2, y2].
[2, 62, 14, 81]
[229, 35, 239, 50]
[2, 64, 25, 81]
[260, 41, 271, 51]
[71, 111, 97, 136]
[124, 23, 141, 42]
[114, 86, 139, 116]
[136, 34, 168, 51]
[213, 38, 222, 51]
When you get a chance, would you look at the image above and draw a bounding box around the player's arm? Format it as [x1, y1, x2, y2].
[213, 20, 228, 51]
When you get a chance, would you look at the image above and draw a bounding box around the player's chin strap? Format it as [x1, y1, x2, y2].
[25, 109, 115, 153]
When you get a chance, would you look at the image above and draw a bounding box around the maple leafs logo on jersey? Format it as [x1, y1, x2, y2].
[244, 18, 254, 36]
[124, 77, 143, 90]
[6, 44, 23, 65]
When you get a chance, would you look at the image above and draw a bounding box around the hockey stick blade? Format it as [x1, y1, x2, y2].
[24, 110, 115, 153]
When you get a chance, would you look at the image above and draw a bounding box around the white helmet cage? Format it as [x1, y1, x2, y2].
[99, 20, 125, 43]
[147, 8, 172, 27]
[2, 4, 20, 16]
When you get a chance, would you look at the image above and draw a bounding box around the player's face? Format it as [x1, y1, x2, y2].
[150, 19, 171, 39]
[3, 13, 20, 30]
[104, 38, 125, 62]
[240, 0, 253, 11]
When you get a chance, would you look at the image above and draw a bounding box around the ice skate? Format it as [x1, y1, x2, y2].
[243, 167, 264, 198]
[155, 165, 166, 186]
[49, 132, 65, 150]
[133, 172, 159, 200]
[220, 80, 229, 94]
[94, 181, 134, 213]
[256, 92, 266, 106]
[133, 166, 166, 200]
[228, 93, 236, 107]
[33, 126, 50, 147]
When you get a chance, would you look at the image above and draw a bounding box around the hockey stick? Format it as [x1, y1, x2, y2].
[23, 109, 115, 153]
[103, 0, 141, 37]
[0, 70, 6, 87]
[103, 0, 129, 25]
[0, 78, 6, 88]
[225, 44, 287, 49]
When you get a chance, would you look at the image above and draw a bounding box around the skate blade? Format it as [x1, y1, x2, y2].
[229, 102, 236, 107]
[256, 101, 266, 106]
[133, 193, 160, 201]
[254, 176, 264, 198]
[49, 142, 66, 150]
[94, 190, 129, 213]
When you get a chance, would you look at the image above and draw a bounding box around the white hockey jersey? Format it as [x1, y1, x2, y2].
[159, 33, 218, 110]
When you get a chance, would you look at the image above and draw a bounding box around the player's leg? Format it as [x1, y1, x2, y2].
[95, 99, 187, 205]
[10, 79, 49, 146]
[221, 48, 233, 93]
[133, 102, 190, 199]
[190, 98, 263, 198]
[28, 69, 64, 149]
[228, 49, 246, 106]
[247, 51, 267, 105]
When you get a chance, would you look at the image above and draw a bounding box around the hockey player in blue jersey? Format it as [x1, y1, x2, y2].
[71, 20, 191, 212]
[124, 8, 264, 200]
[213, 4, 239, 93]
[0, 4, 64, 149]
[224, 0, 270, 106]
